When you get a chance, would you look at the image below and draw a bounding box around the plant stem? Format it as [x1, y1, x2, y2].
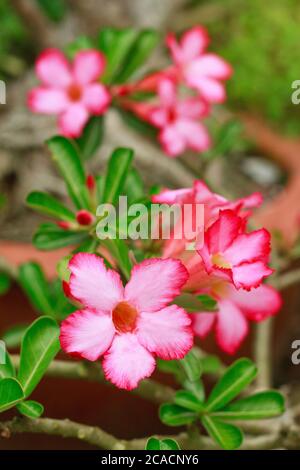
[10, 355, 175, 405]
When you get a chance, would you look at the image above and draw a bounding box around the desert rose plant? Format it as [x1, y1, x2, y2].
[1, 25, 295, 451]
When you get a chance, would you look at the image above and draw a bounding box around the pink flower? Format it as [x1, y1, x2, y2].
[28, 49, 110, 137]
[60, 253, 193, 390]
[197, 210, 273, 290]
[191, 282, 282, 354]
[167, 26, 232, 103]
[148, 78, 211, 157]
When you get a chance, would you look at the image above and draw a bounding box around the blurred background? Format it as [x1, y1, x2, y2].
[0, 0, 300, 449]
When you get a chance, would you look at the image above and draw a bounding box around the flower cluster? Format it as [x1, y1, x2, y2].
[28, 27, 231, 156]
[153, 182, 282, 354]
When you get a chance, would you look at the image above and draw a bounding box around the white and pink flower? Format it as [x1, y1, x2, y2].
[167, 26, 232, 103]
[191, 281, 282, 355]
[60, 253, 193, 390]
[28, 49, 110, 137]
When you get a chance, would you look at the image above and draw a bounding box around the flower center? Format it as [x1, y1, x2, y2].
[68, 83, 82, 102]
[211, 253, 231, 269]
[112, 301, 138, 333]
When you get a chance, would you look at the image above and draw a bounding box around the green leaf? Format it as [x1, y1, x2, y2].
[205, 358, 257, 412]
[18, 317, 60, 397]
[65, 36, 95, 59]
[146, 437, 180, 450]
[36, 0, 67, 22]
[0, 378, 24, 413]
[201, 415, 243, 450]
[76, 116, 104, 160]
[33, 223, 89, 250]
[26, 192, 75, 222]
[116, 30, 159, 82]
[124, 168, 145, 204]
[103, 147, 133, 205]
[2, 324, 28, 349]
[47, 136, 89, 210]
[212, 391, 285, 420]
[183, 379, 205, 402]
[118, 108, 157, 138]
[99, 28, 137, 83]
[180, 349, 202, 382]
[0, 272, 10, 295]
[201, 355, 224, 375]
[102, 238, 132, 280]
[0, 350, 15, 379]
[17, 400, 44, 418]
[56, 255, 72, 282]
[174, 293, 217, 312]
[19, 262, 55, 317]
[174, 390, 204, 412]
[159, 403, 197, 427]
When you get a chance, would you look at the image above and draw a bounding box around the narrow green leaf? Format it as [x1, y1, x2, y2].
[159, 403, 197, 427]
[212, 391, 285, 420]
[205, 358, 257, 412]
[76, 116, 104, 160]
[124, 168, 145, 204]
[118, 108, 157, 138]
[103, 147, 133, 205]
[183, 379, 205, 402]
[116, 30, 159, 82]
[33, 223, 89, 250]
[174, 293, 217, 312]
[19, 262, 55, 317]
[201, 355, 224, 375]
[26, 192, 75, 222]
[197, 295, 217, 310]
[146, 437, 180, 450]
[99, 28, 137, 83]
[201, 415, 243, 450]
[102, 238, 132, 280]
[180, 349, 202, 382]
[18, 317, 60, 397]
[36, 0, 67, 22]
[174, 390, 204, 412]
[0, 351, 15, 379]
[0, 378, 24, 413]
[47, 136, 89, 209]
[2, 324, 28, 349]
[0, 272, 10, 295]
[65, 36, 95, 59]
[17, 400, 44, 418]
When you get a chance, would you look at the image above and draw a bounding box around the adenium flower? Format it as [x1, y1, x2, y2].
[191, 281, 282, 355]
[28, 49, 110, 137]
[133, 78, 211, 157]
[167, 26, 232, 103]
[197, 209, 273, 290]
[60, 253, 193, 390]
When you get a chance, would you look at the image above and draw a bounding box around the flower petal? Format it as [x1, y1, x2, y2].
[230, 284, 282, 321]
[216, 299, 248, 354]
[180, 26, 210, 61]
[60, 309, 115, 361]
[69, 253, 124, 312]
[58, 103, 89, 137]
[176, 97, 209, 119]
[82, 83, 111, 114]
[176, 119, 211, 152]
[186, 74, 227, 103]
[158, 79, 177, 107]
[159, 124, 186, 156]
[232, 261, 273, 290]
[224, 229, 271, 266]
[36, 49, 72, 87]
[102, 333, 155, 390]
[152, 188, 192, 204]
[125, 258, 188, 312]
[137, 305, 193, 360]
[28, 87, 68, 114]
[188, 54, 232, 79]
[73, 50, 105, 84]
[204, 210, 242, 255]
[192, 312, 216, 338]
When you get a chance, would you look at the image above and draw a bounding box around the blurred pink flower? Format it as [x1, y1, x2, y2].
[167, 26, 232, 103]
[28, 49, 110, 137]
[60, 254, 193, 390]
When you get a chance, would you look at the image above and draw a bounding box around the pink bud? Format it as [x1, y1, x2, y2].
[76, 210, 95, 226]
[57, 221, 71, 230]
[86, 174, 95, 191]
